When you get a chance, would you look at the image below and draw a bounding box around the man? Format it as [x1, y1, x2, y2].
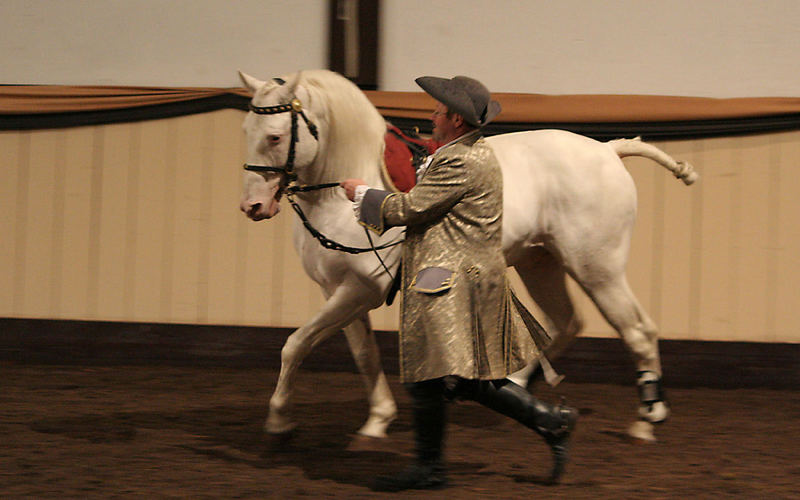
[341, 76, 577, 491]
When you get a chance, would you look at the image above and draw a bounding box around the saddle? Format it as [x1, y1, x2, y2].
[383, 123, 441, 193]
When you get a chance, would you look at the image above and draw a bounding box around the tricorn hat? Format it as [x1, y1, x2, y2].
[415, 75, 501, 127]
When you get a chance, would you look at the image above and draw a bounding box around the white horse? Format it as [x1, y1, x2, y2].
[237, 69, 697, 442]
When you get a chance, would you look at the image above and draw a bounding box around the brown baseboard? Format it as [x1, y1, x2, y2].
[1, 318, 797, 389]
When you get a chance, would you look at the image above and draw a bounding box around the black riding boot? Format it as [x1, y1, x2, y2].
[372, 379, 448, 492]
[461, 379, 577, 483]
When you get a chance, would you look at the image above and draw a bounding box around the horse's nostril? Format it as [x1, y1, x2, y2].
[242, 202, 261, 215]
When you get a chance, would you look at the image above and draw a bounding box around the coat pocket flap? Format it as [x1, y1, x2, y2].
[411, 267, 454, 293]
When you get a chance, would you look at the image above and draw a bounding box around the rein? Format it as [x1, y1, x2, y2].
[285, 184, 403, 256]
[243, 81, 404, 259]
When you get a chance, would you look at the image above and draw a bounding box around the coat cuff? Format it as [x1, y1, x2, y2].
[352, 184, 370, 219]
[358, 188, 393, 235]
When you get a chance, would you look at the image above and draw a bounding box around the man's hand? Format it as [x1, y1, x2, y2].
[340, 178, 367, 201]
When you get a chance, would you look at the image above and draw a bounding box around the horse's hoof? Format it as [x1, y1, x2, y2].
[638, 400, 670, 423]
[357, 426, 388, 439]
[356, 406, 397, 438]
[264, 418, 298, 436]
[627, 420, 656, 443]
[357, 417, 395, 439]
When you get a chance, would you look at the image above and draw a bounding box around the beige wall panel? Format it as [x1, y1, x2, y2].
[0, 132, 22, 316]
[696, 137, 740, 341]
[765, 132, 800, 342]
[772, 131, 800, 342]
[121, 123, 143, 320]
[9, 132, 32, 316]
[169, 115, 207, 323]
[131, 120, 172, 322]
[734, 136, 774, 341]
[240, 205, 289, 326]
[58, 126, 96, 318]
[654, 141, 698, 339]
[47, 130, 67, 317]
[19, 130, 61, 317]
[205, 110, 249, 325]
[96, 123, 135, 320]
[2, 113, 800, 343]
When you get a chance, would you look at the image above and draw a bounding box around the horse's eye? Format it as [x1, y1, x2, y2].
[267, 135, 281, 145]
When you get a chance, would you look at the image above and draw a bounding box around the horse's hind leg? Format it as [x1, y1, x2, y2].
[266, 283, 373, 435]
[507, 248, 583, 387]
[580, 275, 670, 428]
[342, 314, 397, 438]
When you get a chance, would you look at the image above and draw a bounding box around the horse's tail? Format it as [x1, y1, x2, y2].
[608, 137, 699, 185]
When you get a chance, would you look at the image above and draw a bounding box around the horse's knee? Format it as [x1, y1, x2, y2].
[281, 333, 311, 366]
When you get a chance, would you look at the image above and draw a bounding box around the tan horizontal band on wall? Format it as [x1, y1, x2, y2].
[0, 86, 251, 114]
[2, 85, 800, 123]
[366, 91, 800, 123]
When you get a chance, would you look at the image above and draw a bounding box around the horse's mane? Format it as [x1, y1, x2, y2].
[293, 70, 387, 188]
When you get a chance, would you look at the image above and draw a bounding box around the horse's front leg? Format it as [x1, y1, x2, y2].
[266, 283, 372, 435]
[342, 314, 397, 438]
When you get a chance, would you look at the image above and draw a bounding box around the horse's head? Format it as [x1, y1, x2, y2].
[239, 71, 322, 220]
[238, 69, 388, 221]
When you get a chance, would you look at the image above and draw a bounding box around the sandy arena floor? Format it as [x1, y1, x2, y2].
[1, 362, 798, 499]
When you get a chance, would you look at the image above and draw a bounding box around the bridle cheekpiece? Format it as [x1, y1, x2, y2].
[243, 80, 319, 184]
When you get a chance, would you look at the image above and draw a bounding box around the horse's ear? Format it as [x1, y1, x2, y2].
[238, 71, 266, 93]
[285, 71, 302, 93]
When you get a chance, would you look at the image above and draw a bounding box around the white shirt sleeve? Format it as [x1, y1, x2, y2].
[352, 184, 370, 219]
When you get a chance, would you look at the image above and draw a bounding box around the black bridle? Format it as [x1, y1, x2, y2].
[243, 82, 319, 183]
[242, 80, 403, 259]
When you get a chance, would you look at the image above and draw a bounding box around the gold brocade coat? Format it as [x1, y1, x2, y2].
[360, 131, 541, 382]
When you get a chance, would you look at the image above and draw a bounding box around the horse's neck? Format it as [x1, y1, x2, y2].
[301, 156, 386, 194]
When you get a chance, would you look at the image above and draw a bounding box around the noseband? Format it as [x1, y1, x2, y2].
[243, 78, 319, 184]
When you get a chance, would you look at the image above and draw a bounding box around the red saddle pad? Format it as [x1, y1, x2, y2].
[383, 124, 441, 192]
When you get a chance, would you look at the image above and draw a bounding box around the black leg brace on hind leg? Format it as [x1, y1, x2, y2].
[637, 370, 668, 423]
